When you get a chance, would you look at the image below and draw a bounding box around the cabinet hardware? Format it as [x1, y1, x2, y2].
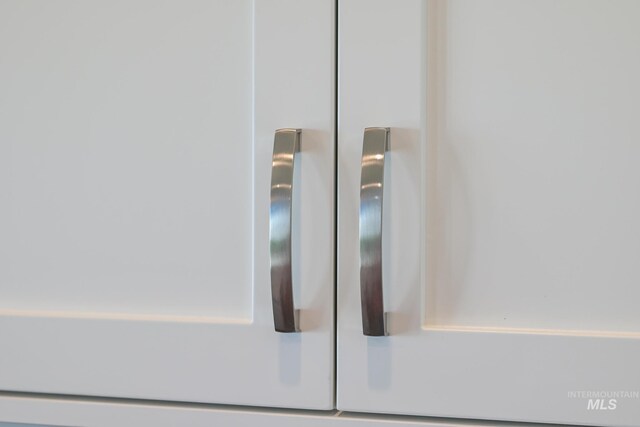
[270, 128, 302, 332]
[360, 127, 389, 336]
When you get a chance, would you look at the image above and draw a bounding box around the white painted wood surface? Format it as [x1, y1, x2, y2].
[0, 394, 562, 427]
[338, 0, 640, 425]
[0, 0, 334, 409]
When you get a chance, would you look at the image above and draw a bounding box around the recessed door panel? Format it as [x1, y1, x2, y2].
[427, 0, 640, 333]
[0, 0, 252, 319]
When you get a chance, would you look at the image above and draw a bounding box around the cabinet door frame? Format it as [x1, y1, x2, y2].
[337, 1, 640, 426]
[0, 0, 335, 410]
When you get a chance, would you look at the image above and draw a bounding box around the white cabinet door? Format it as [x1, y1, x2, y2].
[338, 0, 640, 425]
[0, 0, 334, 409]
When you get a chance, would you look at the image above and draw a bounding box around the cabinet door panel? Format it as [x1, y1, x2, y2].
[338, 0, 640, 425]
[0, 0, 334, 409]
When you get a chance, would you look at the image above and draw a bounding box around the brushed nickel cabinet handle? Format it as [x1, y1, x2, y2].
[360, 127, 390, 336]
[270, 128, 301, 333]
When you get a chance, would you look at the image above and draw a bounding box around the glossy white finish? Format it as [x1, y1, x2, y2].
[338, 0, 640, 425]
[0, 0, 334, 409]
[0, 395, 558, 427]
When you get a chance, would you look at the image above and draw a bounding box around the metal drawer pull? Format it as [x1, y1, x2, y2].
[270, 128, 301, 333]
[360, 127, 390, 336]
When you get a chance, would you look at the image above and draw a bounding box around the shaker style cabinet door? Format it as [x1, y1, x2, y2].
[0, 0, 335, 409]
[338, 0, 640, 425]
